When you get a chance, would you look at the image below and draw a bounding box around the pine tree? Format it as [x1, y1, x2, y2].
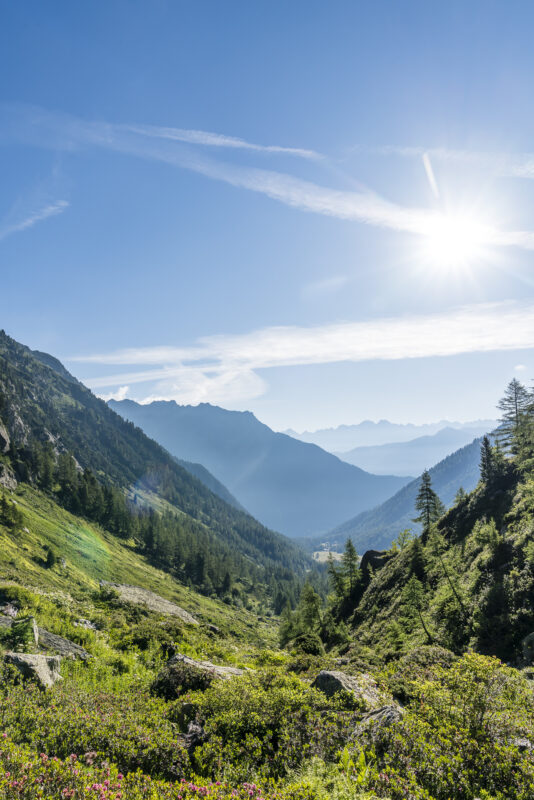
[479, 435, 496, 484]
[341, 538, 359, 593]
[298, 583, 322, 631]
[454, 486, 467, 504]
[497, 378, 531, 454]
[327, 553, 345, 599]
[413, 470, 445, 541]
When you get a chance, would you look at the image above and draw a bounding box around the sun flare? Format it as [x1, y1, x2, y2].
[419, 213, 491, 271]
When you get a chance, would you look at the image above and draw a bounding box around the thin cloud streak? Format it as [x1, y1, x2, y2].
[125, 123, 321, 160]
[0, 200, 69, 241]
[71, 302, 534, 407]
[6, 104, 534, 251]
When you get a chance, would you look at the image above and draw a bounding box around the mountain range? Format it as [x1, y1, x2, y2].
[320, 436, 483, 553]
[335, 424, 493, 476]
[286, 418, 497, 452]
[109, 399, 410, 538]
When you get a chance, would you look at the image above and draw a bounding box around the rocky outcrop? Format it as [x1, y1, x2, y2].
[101, 582, 198, 625]
[0, 616, 90, 660]
[312, 669, 385, 711]
[152, 653, 244, 699]
[38, 628, 90, 661]
[4, 652, 62, 689]
[359, 549, 393, 576]
[353, 704, 405, 739]
[0, 420, 10, 453]
[0, 463, 17, 490]
[0, 603, 18, 618]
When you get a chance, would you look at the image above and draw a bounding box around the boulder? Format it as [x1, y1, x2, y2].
[184, 721, 207, 752]
[38, 628, 90, 661]
[312, 669, 384, 710]
[0, 616, 90, 660]
[353, 704, 405, 740]
[4, 652, 62, 689]
[152, 653, 244, 699]
[360, 550, 393, 576]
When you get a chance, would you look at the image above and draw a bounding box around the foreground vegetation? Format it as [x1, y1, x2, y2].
[1, 593, 533, 800]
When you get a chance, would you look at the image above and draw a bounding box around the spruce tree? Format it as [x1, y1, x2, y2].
[413, 470, 444, 542]
[341, 538, 359, 593]
[455, 486, 467, 504]
[497, 378, 531, 453]
[480, 435, 496, 484]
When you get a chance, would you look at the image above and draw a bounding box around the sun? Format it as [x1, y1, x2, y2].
[418, 212, 491, 271]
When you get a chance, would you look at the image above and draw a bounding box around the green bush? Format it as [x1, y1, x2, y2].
[292, 632, 325, 656]
[185, 669, 358, 782]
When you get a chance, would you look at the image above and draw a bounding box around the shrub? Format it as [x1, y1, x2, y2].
[186, 669, 358, 782]
[152, 660, 216, 699]
[292, 633, 325, 656]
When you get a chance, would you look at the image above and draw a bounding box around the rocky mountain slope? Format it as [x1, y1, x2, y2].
[109, 399, 409, 538]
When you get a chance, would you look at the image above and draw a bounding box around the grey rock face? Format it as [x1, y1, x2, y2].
[312, 669, 384, 710]
[4, 652, 62, 689]
[0, 603, 19, 618]
[152, 653, 244, 699]
[0, 616, 90, 660]
[38, 628, 90, 661]
[0, 421, 10, 453]
[354, 704, 405, 740]
[100, 582, 198, 625]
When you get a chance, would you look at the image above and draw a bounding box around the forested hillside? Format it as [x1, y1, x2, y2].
[0, 331, 311, 609]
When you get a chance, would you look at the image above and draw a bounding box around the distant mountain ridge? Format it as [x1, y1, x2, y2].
[286, 418, 497, 452]
[318, 436, 484, 553]
[0, 331, 310, 590]
[109, 399, 410, 539]
[336, 424, 493, 476]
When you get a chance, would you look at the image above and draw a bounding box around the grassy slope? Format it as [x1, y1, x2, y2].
[0, 483, 276, 646]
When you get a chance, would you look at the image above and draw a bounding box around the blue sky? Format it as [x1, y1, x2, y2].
[2, 1, 534, 430]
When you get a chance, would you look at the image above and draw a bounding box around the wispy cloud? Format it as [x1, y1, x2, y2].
[6, 104, 534, 252]
[125, 123, 321, 160]
[68, 301, 534, 406]
[0, 199, 69, 241]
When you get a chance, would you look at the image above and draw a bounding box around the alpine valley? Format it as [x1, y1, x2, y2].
[2, 331, 534, 800]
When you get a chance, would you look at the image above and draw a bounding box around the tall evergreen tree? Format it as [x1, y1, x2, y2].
[479, 435, 496, 484]
[413, 470, 445, 542]
[341, 538, 359, 593]
[497, 378, 531, 453]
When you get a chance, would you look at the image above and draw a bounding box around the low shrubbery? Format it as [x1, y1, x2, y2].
[181, 669, 359, 782]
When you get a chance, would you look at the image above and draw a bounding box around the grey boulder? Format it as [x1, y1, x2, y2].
[4, 652, 62, 689]
[312, 669, 384, 710]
